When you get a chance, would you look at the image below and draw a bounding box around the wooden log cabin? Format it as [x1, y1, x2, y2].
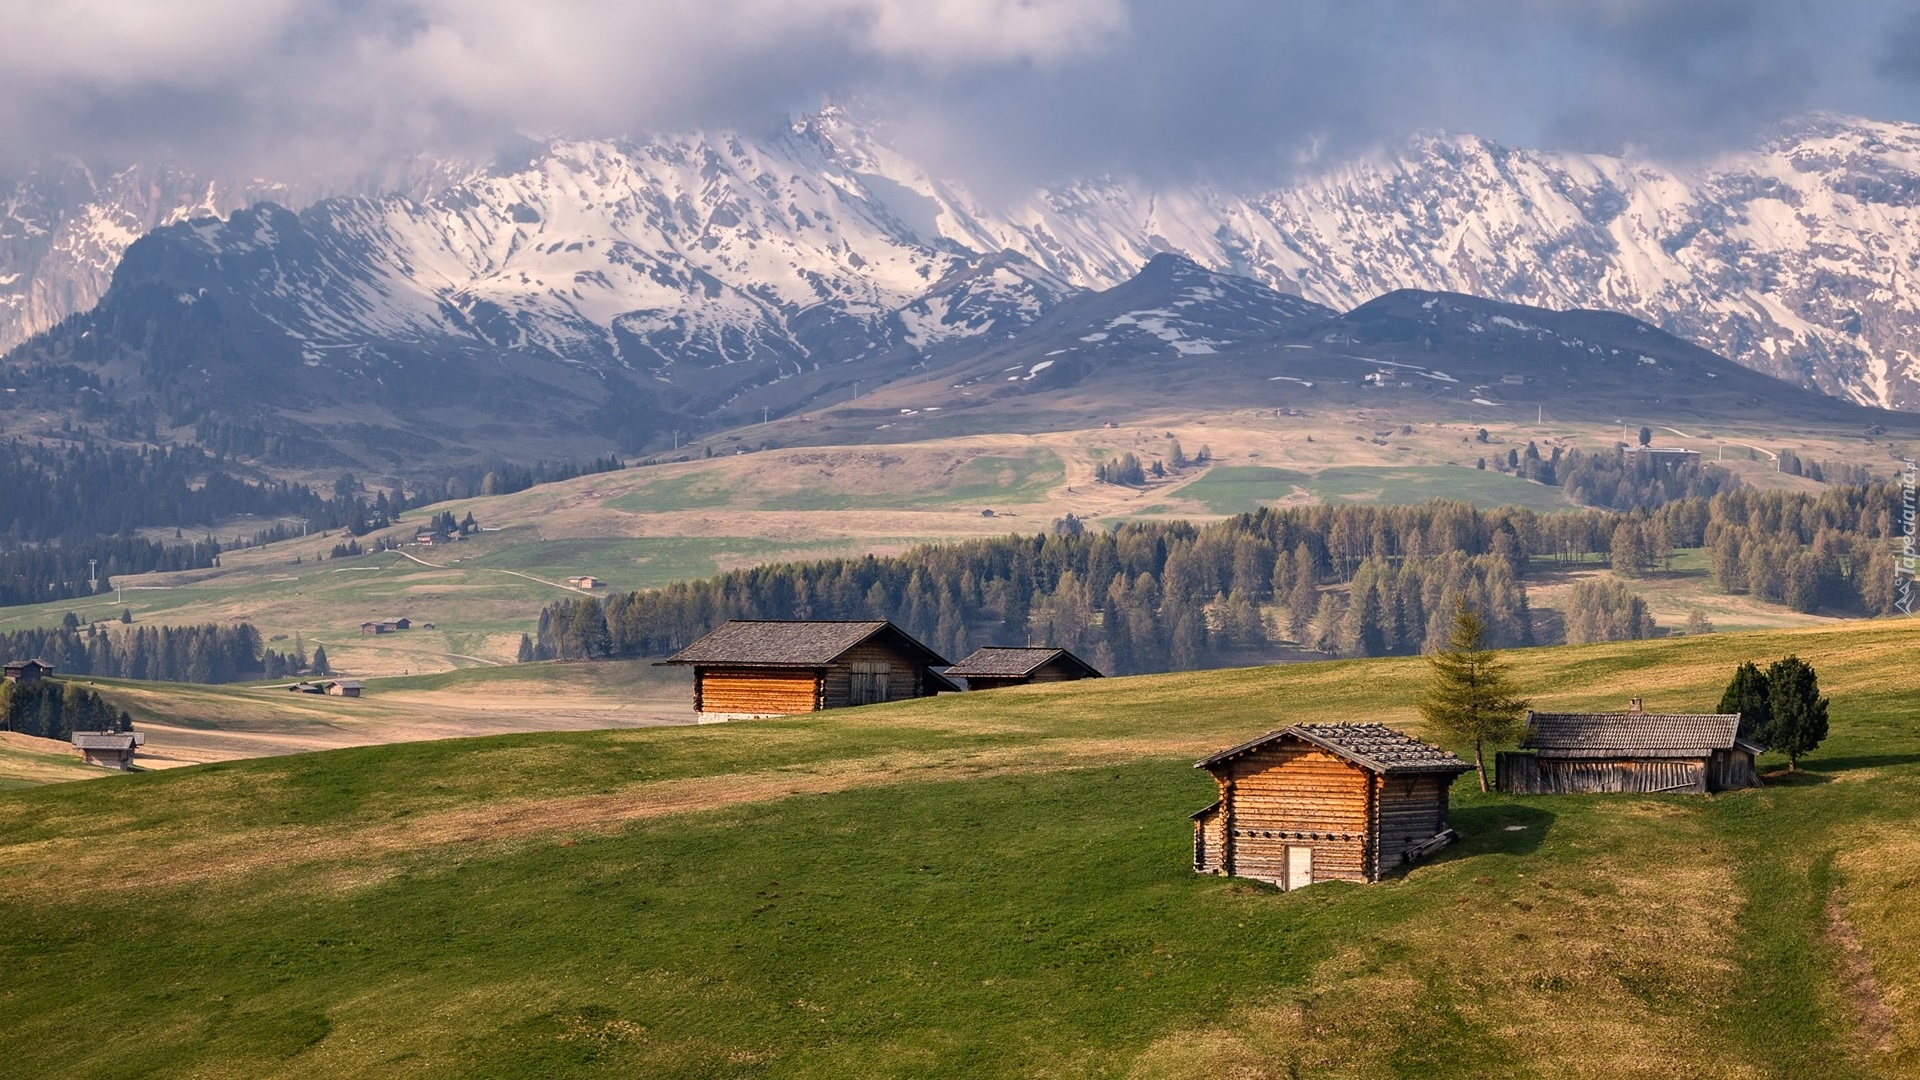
[665, 620, 958, 721]
[1192, 724, 1472, 889]
[942, 646, 1102, 690]
[1495, 698, 1763, 794]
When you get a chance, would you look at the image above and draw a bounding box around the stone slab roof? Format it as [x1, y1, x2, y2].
[665, 620, 947, 668]
[944, 646, 1101, 679]
[1196, 723, 1472, 776]
[1521, 711, 1746, 758]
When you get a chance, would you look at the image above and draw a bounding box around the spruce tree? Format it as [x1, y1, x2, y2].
[311, 645, 331, 677]
[1764, 655, 1829, 770]
[1417, 601, 1530, 792]
[1716, 660, 1771, 741]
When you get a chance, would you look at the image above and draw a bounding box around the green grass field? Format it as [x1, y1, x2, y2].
[1163, 464, 1577, 516]
[1, 619, 1916, 1076]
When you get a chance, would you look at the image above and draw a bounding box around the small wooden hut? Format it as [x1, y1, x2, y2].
[72, 730, 144, 769]
[1192, 724, 1472, 889]
[3, 659, 53, 685]
[943, 646, 1102, 690]
[665, 620, 958, 721]
[1496, 699, 1762, 794]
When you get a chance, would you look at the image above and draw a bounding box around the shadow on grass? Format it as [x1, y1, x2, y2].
[1802, 750, 1920, 774]
[1434, 802, 1555, 865]
[1762, 768, 1833, 786]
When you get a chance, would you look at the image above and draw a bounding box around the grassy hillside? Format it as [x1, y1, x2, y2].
[1, 619, 1916, 1077]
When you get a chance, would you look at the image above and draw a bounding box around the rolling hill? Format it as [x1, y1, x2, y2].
[0, 620, 1915, 1076]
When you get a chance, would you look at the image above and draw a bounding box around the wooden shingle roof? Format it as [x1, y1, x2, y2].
[1196, 723, 1472, 776]
[944, 646, 1102, 679]
[71, 732, 140, 750]
[664, 620, 948, 668]
[1521, 711, 1753, 758]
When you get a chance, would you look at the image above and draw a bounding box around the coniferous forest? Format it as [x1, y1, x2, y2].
[0, 621, 296, 684]
[532, 478, 1910, 675]
[0, 680, 133, 741]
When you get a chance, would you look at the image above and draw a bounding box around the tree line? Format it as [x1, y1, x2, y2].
[532, 499, 1567, 674]
[530, 470, 1908, 674]
[0, 621, 304, 684]
[0, 680, 134, 741]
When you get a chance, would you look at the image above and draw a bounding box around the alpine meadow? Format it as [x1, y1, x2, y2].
[5, 3, 1920, 1076]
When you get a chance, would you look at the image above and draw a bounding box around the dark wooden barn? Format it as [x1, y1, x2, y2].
[1495, 699, 1763, 794]
[943, 646, 1102, 690]
[665, 620, 958, 721]
[1192, 724, 1472, 889]
[2, 659, 53, 685]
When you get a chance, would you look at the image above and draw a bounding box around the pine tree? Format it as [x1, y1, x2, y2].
[516, 633, 535, 663]
[311, 645, 331, 677]
[1417, 601, 1530, 792]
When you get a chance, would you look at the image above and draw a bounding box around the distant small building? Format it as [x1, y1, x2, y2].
[361, 621, 386, 636]
[567, 576, 602, 589]
[944, 646, 1103, 691]
[665, 619, 957, 722]
[287, 682, 324, 694]
[387, 617, 412, 630]
[361, 618, 409, 635]
[415, 532, 441, 546]
[1364, 370, 1403, 388]
[1500, 374, 1527, 386]
[72, 730, 144, 769]
[327, 680, 362, 698]
[1192, 724, 1472, 889]
[1623, 445, 1700, 461]
[3, 659, 53, 685]
[1496, 699, 1762, 794]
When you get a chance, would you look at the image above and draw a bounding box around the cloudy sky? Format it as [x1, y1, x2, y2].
[3, 0, 1918, 184]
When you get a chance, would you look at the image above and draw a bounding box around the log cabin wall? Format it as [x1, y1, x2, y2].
[962, 676, 1025, 692]
[695, 668, 822, 714]
[819, 639, 927, 708]
[1193, 803, 1226, 873]
[1214, 744, 1372, 885]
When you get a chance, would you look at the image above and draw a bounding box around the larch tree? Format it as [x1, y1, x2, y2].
[1417, 601, 1531, 792]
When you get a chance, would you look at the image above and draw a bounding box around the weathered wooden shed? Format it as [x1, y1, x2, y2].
[665, 620, 958, 721]
[1496, 700, 1762, 794]
[71, 730, 144, 769]
[3, 659, 53, 685]
[327, 680, 363, 698]
[1192, 724, 1472, 889]
[943, 646, 1102, 690]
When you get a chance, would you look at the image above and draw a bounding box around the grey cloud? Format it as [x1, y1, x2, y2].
[0, 0, 1917, 187]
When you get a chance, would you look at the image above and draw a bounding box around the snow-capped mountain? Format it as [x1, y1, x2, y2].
[835, 110, 1920, 412]
[7, 107, 1920, 470]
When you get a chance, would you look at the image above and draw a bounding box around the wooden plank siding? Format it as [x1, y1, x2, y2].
[1372, 773, 1452, 873]
[1496, 753, 1708, 794]
[819, 640, 928, 709]
[695, 669, 821, 715]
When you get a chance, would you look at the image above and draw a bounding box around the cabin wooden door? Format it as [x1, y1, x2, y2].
[850, 663, 892, 705]
[1285, 845, 1313, 891]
